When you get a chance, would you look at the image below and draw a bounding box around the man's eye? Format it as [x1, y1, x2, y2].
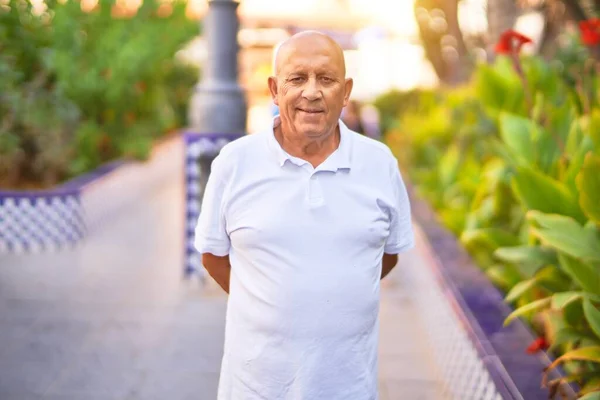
[321, 77, 333, 83]
[290, 77, 304, 83]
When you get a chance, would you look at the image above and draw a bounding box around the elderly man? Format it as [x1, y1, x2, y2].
[195, 31, 414, 400]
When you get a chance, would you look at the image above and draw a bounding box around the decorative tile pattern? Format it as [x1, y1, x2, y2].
[402, 245, 505, 400]
[183, 133, 243, 278]
[0, 193, 85, 253]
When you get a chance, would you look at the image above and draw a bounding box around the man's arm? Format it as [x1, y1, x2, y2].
[202, 253, 231, 294]
[381, 155, 414, 279]
[381, 253, 398, 280]
[194, 150, 232, 294]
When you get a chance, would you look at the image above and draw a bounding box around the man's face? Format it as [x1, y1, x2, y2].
[269, 38, 353, 139]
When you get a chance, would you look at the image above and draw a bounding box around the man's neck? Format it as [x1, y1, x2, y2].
[274, 124, 340, 168]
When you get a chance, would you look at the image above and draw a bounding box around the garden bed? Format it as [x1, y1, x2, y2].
[377, 29, 600, 397]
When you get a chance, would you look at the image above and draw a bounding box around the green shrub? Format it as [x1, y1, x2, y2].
[372, 88, 438, 135]
[382, 50, 600, 396]
[0, 0, 198, 189]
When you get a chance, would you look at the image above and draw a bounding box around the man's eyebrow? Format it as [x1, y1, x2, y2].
[284, 72, 306, 78]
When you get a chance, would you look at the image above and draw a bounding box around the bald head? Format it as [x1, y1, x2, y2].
[273, 31, 346, 77]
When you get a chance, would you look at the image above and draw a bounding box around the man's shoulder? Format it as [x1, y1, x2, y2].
[210, 132, 267, 180]
[218, 131, 266, 158]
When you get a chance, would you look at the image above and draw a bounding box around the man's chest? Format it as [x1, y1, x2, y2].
[223, 171, 393, 252]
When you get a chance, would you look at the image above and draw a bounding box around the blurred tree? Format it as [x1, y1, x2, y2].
[487, 0, 518, 56]
[414, 0, 600, 87]
[537, 1, 564, 59]
[414, 0, 472, 85]
[533, 0, 600, 60]
[560, 0, 591, 20]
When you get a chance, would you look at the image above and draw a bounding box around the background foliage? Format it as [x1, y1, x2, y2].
[0, 0, 198, 189]
[378, 33, 600, 397]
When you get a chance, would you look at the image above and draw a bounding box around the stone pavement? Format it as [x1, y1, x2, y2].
[0, 179, 445, 400]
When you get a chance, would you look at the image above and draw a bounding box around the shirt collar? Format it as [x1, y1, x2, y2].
[266, 116, 353, 171]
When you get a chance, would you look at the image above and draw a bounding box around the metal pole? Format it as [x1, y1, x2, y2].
[185, 0, 246, 279]
[188, 0, 247, 134]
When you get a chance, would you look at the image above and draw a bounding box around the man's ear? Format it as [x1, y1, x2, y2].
[342, 78, 354, 107]
[268, 76, 279, 106]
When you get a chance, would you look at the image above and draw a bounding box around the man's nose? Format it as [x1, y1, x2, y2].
[302, 78, 323, 101]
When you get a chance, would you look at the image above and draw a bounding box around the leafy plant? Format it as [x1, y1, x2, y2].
[0, 0, 198, 189]
[381, 27, 600, 398]
[0, 0, 80, 187]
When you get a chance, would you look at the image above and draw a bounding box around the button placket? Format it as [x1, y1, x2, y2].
[308, 173, 324, 207]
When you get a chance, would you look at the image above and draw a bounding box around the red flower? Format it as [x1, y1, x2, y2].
[526, 337, 549, 354]
[494, 30, 533, 55]
[579, 19, 600, 46]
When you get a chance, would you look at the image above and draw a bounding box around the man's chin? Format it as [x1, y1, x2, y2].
[294, 122, 335, 138]
[297, 127, 326, 138]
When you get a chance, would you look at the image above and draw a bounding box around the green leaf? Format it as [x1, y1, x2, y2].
[494, 245, 556, 264]
[541, 308, 566, 345]
[461, 228, 520, 249]
[528, 211, 600, 262]
[485, 264, 522, 290]
[475, 65, 523, 112]
[494, 245, 557, 276]
[543, 346, 600, 393]
[504, 297, 551, 326]
[577, 153, 600, 224]
[566, 117, 586, 157]
[438, 144, 461, 189]
[461, 228, 520, 268]
[586, 221, 600, 235]
[535, 126, 563, 175]
[505, 278, 538, 303]
[547, 346, 600, 372]
[587, 109, 600, 155]
[558, 253, 600, 294]
[579, 391, 600, 400]
[552, 291, 584, 309]
[513, 167, 585, 222]
[499, 113, 536, 165]
[565, 299, 586, 328]
[581, 377, 600, 396]
[534, 265, 572, 292]
[550, 327, 596, 350]
[584, 299, 600, 339]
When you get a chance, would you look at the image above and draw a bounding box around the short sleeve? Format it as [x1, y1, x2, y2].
[194, 154, 230, 256]
[384, 159, 415, 254]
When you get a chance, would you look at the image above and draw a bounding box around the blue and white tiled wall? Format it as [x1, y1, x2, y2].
[184, 133, 243, 278]
[0, 193, 85, 253]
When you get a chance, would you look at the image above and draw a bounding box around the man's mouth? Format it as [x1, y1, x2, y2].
[298, 108, 324, 114]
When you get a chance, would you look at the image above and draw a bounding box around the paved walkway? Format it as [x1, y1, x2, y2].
[0, 179, 444, 399]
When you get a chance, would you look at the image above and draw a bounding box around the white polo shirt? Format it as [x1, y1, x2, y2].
[195, 118, 414, 400]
